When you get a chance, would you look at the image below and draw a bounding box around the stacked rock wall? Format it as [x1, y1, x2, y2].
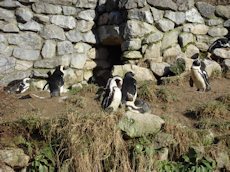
[0, 0, 229, 88]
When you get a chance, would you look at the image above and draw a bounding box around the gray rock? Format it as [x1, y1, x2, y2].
[147, 0, 177, 11]
[164, 11, 186, 25]
[0, 7, 15, 21]
[150, 7, 164, 21]
[216, 152, 230, 169]
[8, 32, 42, 50]
[87, 48, 96, 59]
[144, 42, 161, 59]
[196, 35, 211, 43]
[0, 163, 14, 172]
[179, 32, 194, 47]
[18, 21, 41, 32]
[0, 148, 30, 168]
[206, 19, 223, 26]
[150, 62, 170, 77]
[119, 0, 146, 9]
[0, 34, 5, 42]
[0, 0, 22, 8]
[202, 58, 221, 76]
[143, 31, 163, 44]
[70, 53, 87, 69]
[224, 19, 230, 27]
[74, 42, 92, 54]
[97, 13, 109, 25]
[0, 56, 15, 74]
[195, 2, 215, 19]
[41, 24, 65, 40]
[121, 38, 142, 51]
[186, 8, 204, 23]
[32, 2, 62, 14]
[0, 70, 32, 85]
[216, 5, 230, 19]
[32, 80, 47, 90]
[191, 24, 209, 35]
[124, 20, 156, 39]
[182, 23, 194, 32]
[66, 29, 82, 42]
[185, 44, 199, 58]
[41, 0, 74, 5]
[50, 15, 76, 29]
[59, 54, 71, 67]
[76, 0, 97, 9]
[127, 7, 154, 24]
[152, 132, 176, 149]
[42, 40, 56, 58]
[63, 68, 80, 87]
[15, 7, 33, 23]
[34, 59, 60, 69]
[13, 48, 40, 61]
[33, 14, 50, 24]
[163, 44, 182, 63]
[161, 30, 179, 50]
[97, 25, 121, 45]
[77, 10, 95, 21]
[1, 23, 19, 33]
[176, 0, 194, 11]
[84, 60, 97, 70]
[0, 43, 13, 56]
[57, 41, 73, 55]
[123, 51, 142, 59]
[213, 48, 230, 59]
[32, 70, 49, 78]
[223, 59, 230, 71]
[81, 31, 96, 44]
[108, 11, 123, 25]
[118, 111, 164, 138]
[15, 59, 33, 70]
[76, 20, 94, 32]
[208, 27, 228, 37]
[84, 70, 93, 81]
[156, 19, 175, 32]
[62, 6, 77, 16]
[195, 42, 209, 51]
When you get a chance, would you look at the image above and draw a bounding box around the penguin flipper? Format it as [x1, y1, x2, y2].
[189, 77, 193, 87]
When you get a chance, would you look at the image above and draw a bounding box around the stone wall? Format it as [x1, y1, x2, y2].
[0, 0, 229, 88]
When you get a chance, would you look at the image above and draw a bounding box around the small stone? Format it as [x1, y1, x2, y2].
[123, 51, 142, 59]
[84, 60, 97, 70]
[0, 43, 13, 56]
[150, 62, 170, 77]
[163, 44, 181, 63]
[15, 60, 33, 70]
[213, 48, 230, 59]
[50, 15, 76, 29]
[60, 54, 71, 66]
[57, 41, 73, 55]
[179, 32, 194, 47]
[164, 11, 186, 25]
[195, 2, 215, 19]
[224, 19, 230, 28]
[144, 42, 161, 59]
[156, 19, 175, 32]
[77, 10, 95, 21]
[32, 2, 62, 14]
[216, 5, 230, 19]
[147, 0, 177, 11]
[206, 19, 223, 26]
[186, 8, 204, 23]
[41, 24, 65, 41]
[0, 56, 15, 74]
[75, 0, 98, 9]
[70, 53, 87, 69]
[191, 24, 209, 35]
[1, 23, 19, 33]
[62, 6, 77, 16]
[33, 14, 50, 24]
[76, 20, 94, 32]
[143, 31, 163, 44]
[150, 7, 164, 21]
[13, 48, 40, 61]
[121, 38, 142, 51]
[161, 30, 179, 50]
[208, 27, 228, 37]
[185, 44, 199, 58]
[41, 40, 56, 58]
[15, 7, 33, 22]
[0, 7, 15, 21]
[127, 7, 154, 24]
[18, 21, 41, 32]
[34, 59, 60, 69]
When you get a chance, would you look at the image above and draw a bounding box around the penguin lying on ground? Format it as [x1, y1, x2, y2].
[208, 37, 230, 53]
[121, 71, 137, 104]
[4, 77, 33, 94]
[102, 75, 123, 111]
[190, 58, 211, 92]
[43, 65, 65, 98]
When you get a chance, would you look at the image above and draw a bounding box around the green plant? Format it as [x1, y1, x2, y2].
[211, 69, 222, 78]
[28, 147, 56, 172]
[169, 58, 186, 76]
[155, 88, 179, 103]
[138, 81, 156, 102]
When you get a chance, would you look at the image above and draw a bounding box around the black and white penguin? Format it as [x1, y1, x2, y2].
[43, 65, 65, 98]
[208, 38, 230, 53]
[4, 77, 33, 94]
[190, 59, 211, 92]
[121, 71, 137, 104]
[102, 75, 123, 111]
[126, 97, 151, 114]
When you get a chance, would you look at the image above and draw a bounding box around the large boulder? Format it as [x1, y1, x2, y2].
[195, 2, 215, 19]
[77, 10, 96, 21]
[185, 8, 204, 23]
[144, 42, 161, 59]
[41, 24, 65, 41]
[164, 11, 186, 25]
[163, 44, 182, 64]
[216, 5, 230, 19]
[32, 2, 62, 14]
[41, 40, 56, 59]
[123, 20, 156, 39]
[76, 20, 94, 32]
[191, 24, 209, 35]
[50, 15, 76, 29]
[150, 7, 164, 21]
[142, 31, 163, 44]
[208, 27, 228, 37]
[150, 62, 170, 77]
[121, 38, 142, 51]
[18, 21, 41, 32]
[185, 44, 199, 58]
[13, 48, 40, 61]
[0, 7, 15, 21]
[0, 148, 29, 168]
[213, 48, 230, 59]
[7, 32, 42, 50]
[0, 0, 22, 8]
[118, 111, 165, 138]
[147, 0, 177, 11]
[202, 58, 222, 76]
[156, 19, 175, 32]
[15, 7, 33, 23]
[0, 56, 15, 74]
[161, 30, 179, 50]
[1, 23, 19, 33]
[179, 32, 194, 47]
[57, 41, 73, 55]
[127, 7, 153, 24]
[70, 53, 87, 69]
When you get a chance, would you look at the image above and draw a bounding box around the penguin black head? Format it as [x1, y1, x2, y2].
[124, 71, 135, 78]
[193, 59, 201, 67]
[191, 53, 199, 60]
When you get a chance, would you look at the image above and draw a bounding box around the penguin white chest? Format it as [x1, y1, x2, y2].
[191, 69, 206, 90]
[108, 87, 122, 111]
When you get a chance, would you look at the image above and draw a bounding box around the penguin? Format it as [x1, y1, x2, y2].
[190, 59, 211, 92]
[208, 38, 230, 53]
[43, 65, 65, 98]
[126, 97, 151, 114]
[4, 77, 33, 94]
[121, 71, 137, 104]
[102, 75, 123, 111]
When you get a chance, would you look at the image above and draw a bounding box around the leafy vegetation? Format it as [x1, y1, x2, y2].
[169, 58, 186, 76]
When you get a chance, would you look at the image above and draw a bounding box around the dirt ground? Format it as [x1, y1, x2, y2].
[0, 77, 229, 127]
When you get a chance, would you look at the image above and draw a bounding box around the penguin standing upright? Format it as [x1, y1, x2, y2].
[4, 78, 33, 94]
[43, 65, 65, 98]
[121, 71, 137, 104]
[190, 59, 211, 92]
[102, 75, 123, 111]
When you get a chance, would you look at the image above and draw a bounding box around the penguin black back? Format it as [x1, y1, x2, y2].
[208, 38, 230, 53]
